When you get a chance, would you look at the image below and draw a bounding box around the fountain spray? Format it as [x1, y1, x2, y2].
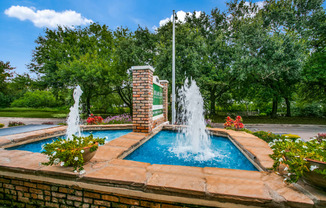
[66, 85, 83, 140]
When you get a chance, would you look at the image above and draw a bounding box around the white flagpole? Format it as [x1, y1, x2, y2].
[172, 10, 176, 124]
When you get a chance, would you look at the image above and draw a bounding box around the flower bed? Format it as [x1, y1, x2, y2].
[103, 114, 132, 124]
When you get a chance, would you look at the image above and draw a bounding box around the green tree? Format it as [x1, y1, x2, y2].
[29, 23, 115, 113]
[229, 0, 308, 118]
[0, 61, 15, 107]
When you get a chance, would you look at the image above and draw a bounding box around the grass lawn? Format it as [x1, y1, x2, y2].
[0, 108, 69, 118]
[210, 115, 326, 125]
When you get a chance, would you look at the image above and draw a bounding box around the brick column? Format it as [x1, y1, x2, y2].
[132, 66, 154, 133]
[159, 80, 169, 122]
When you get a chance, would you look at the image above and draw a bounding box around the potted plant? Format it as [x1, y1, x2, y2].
[269, 134, 326, 190]
[42, 134, 105, 174]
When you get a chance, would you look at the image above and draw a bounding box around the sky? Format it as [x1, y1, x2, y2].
[0, 0, 315, 75]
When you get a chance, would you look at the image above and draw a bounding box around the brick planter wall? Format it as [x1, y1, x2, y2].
[0, 175, 212, 208]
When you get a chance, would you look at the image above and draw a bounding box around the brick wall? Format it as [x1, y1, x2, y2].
[132, 66, 154, 133]
[0, 175, 212, 208]
[132, 66, 169, 134]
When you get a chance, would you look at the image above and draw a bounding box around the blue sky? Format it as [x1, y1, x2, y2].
[1, 0, 320, 75]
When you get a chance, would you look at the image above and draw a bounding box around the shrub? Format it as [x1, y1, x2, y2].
[11, 90, 58, 108]
[224, 116, 244, 130]
[41, 134, 105, 173]
[292, 103, 323, 117]
[0, 123, 4, 128]
[8, 121, 25, 127]
[103, 114, 132, 124]
[269, 136, 326, 183]
[86, 114, 103, 125]
[42, 122, 54, 125]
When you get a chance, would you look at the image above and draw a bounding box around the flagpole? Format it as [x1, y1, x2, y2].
[172, 10, 176, 125]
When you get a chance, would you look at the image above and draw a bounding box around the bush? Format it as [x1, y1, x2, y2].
[41, 134, 105, 173]
[8, 121, 25, 127]
[252, 131, 283, 143]
[11, 90, 58, 108]
[0, 123, 4, 128]
[103, 114, 132, 124]
[292, 103, 323, 117]
[0, 92, 12, 108]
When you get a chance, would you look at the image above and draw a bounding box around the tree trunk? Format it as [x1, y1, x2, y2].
[285, 97, 291, 117]
[271, 96, 278, 118]
[86, 95, 91, 115]
[210, 87, 217, 116]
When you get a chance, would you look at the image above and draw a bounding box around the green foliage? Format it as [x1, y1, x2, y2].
[292, 103, 324, 117]
[0, 61, 14, 92]
[0, 123, 4, 128]
[269, 137, 326, 183]
[11, 90, 58, 108]
[252, 131, 283, 143]
[41, 134, 105, 172]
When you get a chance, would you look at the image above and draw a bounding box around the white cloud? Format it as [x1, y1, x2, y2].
[159, 10, 202, 27]
[4, 5, 93, 28]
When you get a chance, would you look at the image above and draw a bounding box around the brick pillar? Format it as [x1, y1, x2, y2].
[132, 66, 154, 133]
[159, 80, 169, 122]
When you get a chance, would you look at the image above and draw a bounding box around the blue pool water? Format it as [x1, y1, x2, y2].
[125, 130, 257, 171]
[7, 129, 132, 153]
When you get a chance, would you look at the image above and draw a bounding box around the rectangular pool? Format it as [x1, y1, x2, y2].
[124, 130, 258, 171]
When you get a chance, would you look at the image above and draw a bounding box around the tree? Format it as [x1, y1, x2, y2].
[29, 23, 115, 113]
[0, 61, 15, 107]
[0, 61, 14, 92]
[228, 0, 308, 118]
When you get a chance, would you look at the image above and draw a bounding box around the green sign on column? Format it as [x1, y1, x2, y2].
[153, 83, 163, 117]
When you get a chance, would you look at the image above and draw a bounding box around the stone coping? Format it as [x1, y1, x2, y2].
[0, 125, 324, 207]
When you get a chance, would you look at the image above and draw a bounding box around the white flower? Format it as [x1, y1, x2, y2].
[295, 155, 300, 158]
[52, 151, 57, 156]
[295, 139, 300, 143]
[310, 165, 318, 171]
[288, 173, 291, 176]
[81, 150, 84, 153]
[74, 170, 77, 173]
[284, 167, 288, 171]
[60, 162, 64, 166]
[79, 170, 86, 175]
[268, 142, 275, 147]
[54, 158, 60, 165]
[74, 157, 79, 161]
[279, 158, 283, 162]
[303, 145, 308, 149]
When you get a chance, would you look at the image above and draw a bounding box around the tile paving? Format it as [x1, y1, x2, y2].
[0, 125, 324, 207]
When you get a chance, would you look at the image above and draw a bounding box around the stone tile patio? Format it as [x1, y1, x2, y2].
[0, 125, 325, 207]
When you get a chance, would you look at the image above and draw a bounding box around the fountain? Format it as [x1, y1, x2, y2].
[66, 85, 83, 140]
[171, 78, 216, 161]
